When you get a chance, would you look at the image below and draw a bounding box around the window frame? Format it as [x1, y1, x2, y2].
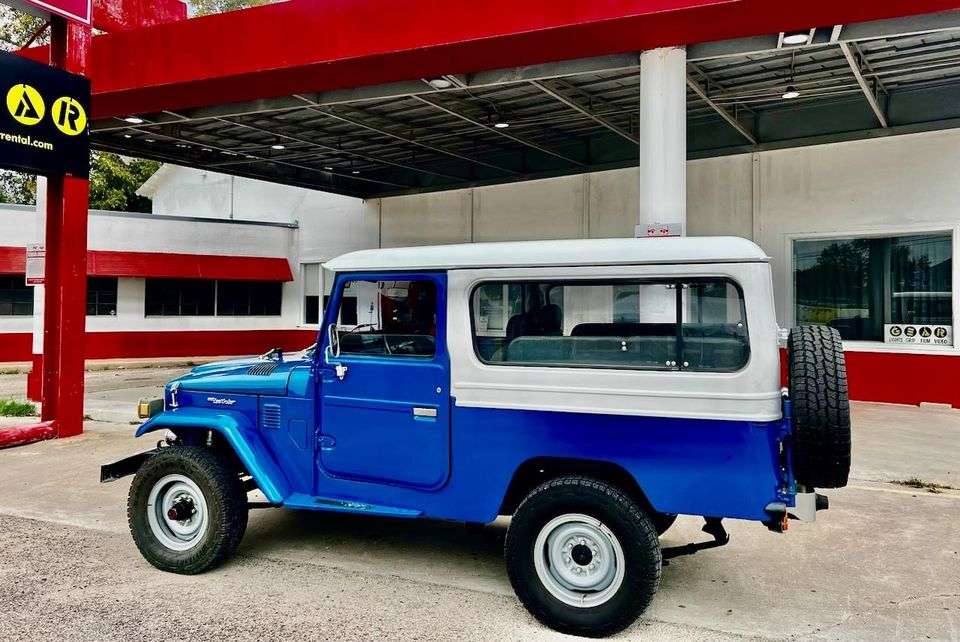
[0, 274, 33, 317]
[468, 276, 750, 373]
[86, 276, 118, 317]
[328, 275, 441, 361]
[786, 225, 959, 353]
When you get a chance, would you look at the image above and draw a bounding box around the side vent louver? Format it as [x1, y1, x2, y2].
[262, 404, 282, 430]
[248, 362, 280, 376]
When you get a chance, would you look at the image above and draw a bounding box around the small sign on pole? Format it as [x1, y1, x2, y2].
[25, 243, 45, 285]
[636, 222, 683, 238]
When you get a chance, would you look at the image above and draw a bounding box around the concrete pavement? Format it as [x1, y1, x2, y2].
[0, 368, 958, 640]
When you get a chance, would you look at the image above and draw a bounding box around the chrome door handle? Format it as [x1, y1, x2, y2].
[334, 363, 348, 380]
[412, 407, 438, 418]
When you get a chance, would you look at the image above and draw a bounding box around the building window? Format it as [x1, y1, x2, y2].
[87, 277, 118, 316]
[470, 279, 748, 372]
[332, 280, 436, 358]
[217, 281, 282, 316]
[145, 279, 215, 316]
[0, 275, 32, 316]
[794, 233, 953, 343]
[303, 263, 321, 324]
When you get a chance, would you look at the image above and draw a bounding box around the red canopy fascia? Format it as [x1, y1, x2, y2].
[21, 0, 960, 120]
[0, 247, 293, 282]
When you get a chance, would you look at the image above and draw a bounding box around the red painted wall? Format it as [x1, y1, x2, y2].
[778, 348, 960, 408]
[4, 334, 958, 408]
[1, 329, 316, 362]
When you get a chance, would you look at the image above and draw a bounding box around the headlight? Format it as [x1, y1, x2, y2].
[137, 398, 164, 419]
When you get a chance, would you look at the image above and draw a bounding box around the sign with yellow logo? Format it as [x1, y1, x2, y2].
[51, 96, 87, 136]
[0, 50, 90, 177]
[6, 84, 45, 126]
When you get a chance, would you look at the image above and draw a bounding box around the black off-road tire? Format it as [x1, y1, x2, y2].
[651, 512, 677, 537]
[788, 325, 851, 489]
[504, 477, 661, 637]
[128, 445, 248, 574]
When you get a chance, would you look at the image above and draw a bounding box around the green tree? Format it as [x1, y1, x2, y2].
[188, 0, 272, 16]
[89, 154, 161, 211]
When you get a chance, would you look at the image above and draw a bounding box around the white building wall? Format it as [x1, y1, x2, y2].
[5, 129, 958, 344]
[376, 128, 960, 335]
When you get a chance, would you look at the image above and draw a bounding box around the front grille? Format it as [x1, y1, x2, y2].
[248, 361, 280, 376]
[261, 403, 282, 430]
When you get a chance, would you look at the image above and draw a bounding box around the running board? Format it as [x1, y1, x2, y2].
[282, 493, 422, 518]
[662, 517, 729, 562]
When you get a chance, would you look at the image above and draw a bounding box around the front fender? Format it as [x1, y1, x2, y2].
[137, 408, 290, 504]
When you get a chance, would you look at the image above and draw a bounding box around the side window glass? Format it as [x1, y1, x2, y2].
[334, 280, 437, 358]
[471, 279, 748, 372]
[681, 282, 749, 371]
[472, 281, 679, 370]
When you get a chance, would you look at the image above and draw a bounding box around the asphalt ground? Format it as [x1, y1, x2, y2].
[0, 368, 958, 640]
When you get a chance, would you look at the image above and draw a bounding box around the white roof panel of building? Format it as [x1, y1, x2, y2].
[325, 237, 769, 271]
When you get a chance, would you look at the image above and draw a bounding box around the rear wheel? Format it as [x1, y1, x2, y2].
[505, 477, 661, 637]
[788, 325, 851, 489]
[128, 445, 248, 574]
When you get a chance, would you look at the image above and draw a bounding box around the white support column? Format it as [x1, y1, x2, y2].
[638, 46, 687, 237]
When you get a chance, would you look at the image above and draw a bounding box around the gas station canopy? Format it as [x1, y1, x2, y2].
[73, 5, 960, 198]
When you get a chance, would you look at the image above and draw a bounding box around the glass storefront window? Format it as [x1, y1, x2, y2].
[793, 233, 953, 342]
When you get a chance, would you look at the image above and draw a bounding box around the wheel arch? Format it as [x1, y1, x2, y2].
[136, 408, 290, 504]
[498, 456, 657, 517]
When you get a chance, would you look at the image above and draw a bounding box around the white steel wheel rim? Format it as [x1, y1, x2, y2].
[146, 474, 209, 552]
[533, 513, 625, 608]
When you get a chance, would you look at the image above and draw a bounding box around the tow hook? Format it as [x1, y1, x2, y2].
[763, 502, 790, 532]
[662, 517, 729, 562]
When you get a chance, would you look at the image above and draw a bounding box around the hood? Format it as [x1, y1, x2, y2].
[172, 351, 313, 396]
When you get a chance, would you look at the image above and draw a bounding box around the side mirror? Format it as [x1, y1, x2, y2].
[325, 323, 341, 362]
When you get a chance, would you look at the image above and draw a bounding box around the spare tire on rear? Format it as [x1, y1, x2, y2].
[787, 325, 851, 489]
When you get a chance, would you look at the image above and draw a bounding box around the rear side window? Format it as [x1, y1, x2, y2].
[470, 279, 748, 372]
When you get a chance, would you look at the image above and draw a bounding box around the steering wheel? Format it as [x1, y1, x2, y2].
[343, 323, 379, 336]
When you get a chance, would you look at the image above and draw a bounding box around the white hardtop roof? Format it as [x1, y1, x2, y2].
[325, 237, 769, 272]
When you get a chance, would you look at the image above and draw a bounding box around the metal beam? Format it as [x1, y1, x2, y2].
[300, 101, 518, 176]
[839, 41, 889, 127]
[689, 11, 960, 61]
[412, 94, 585, 166]
[529, 80, 637, 143]
[215, 116, 470, 183]
[685, 75, 758, 144]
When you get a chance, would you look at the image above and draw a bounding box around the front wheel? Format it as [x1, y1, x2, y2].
[127, 445, 248, 574]
[504, 477, 661, 637]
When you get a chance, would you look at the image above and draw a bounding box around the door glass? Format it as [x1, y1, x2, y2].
[334, 280, 437, 357]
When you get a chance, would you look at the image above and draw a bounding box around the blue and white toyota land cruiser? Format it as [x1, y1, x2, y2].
[103, 237, 850, 637]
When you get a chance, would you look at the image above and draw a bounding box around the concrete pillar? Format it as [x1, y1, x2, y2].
[638, 46, 687, 237]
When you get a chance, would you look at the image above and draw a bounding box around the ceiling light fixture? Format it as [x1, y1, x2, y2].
[493, 121, 510, 129]
[123, 134, 132, 139]
[323, 166, 334, 170]
[427, 78, 453, 90]
[123, 116, 144, 124]
[351, 170, 360, 174]
[782, 85, 801, 99]
[782, 31, 810, 46]
[144, 139, 155, 143]
[271, 143, 286, 150]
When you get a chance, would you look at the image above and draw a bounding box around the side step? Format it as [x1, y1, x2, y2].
[282, 493, 422, 518]
[662, 517, 729, 562]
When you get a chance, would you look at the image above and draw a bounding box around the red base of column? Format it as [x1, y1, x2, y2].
[26, 354, 43, 402]
[0, 421, 57, 449]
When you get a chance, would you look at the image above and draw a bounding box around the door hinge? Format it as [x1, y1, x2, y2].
[317, 435, 336, 450]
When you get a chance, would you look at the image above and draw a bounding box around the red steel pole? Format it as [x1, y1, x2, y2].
[40, 16, 91, 438]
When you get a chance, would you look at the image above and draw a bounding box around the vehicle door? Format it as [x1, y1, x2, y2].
[318, 272, 450, 489]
